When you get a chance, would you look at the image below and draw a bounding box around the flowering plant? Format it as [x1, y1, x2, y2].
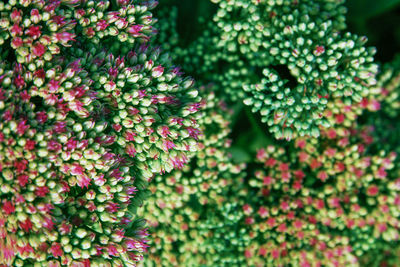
[0, 0, 200, 266]
[1, 0, 400, 267]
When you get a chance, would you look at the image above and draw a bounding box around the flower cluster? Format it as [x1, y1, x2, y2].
[375, 55, 400, 118]
[0, 0, 77, 64]
[139, 86, 246, 266]
[152, 0, 378, 139]
[218, 0, 377, 138]
[361, 54, 400, 154]
[67, 0, 158, 51]
[0, 0, 201, 266]
[233, 124, 399, 266]
[0, 0, 158, 62]
[1, 48, 150, 267]
[72, 44, 202, 178]
[139, 2, 400, 266]
[1, 0, 400, 266]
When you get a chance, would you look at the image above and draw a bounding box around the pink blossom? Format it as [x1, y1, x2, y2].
[10, 24, 23, 36]
[51, 15, 66, 26]
[126, 186, 138, 195]
[126, 143, 136, 157]
[11, 37, 24, 48]
[128, 25, 143, 36]
[43, 216, 55, 230]
[16, 120, 29, 135]
[2, 201, 15, 215]
[47, 140, 61, 151]
[10, 9, 22, 22]
[14, 74, 25, 88]
[32, 42, 46, 57]
[163, 140, 176, 151]
[96, 19, 109, 31]
[54, 32, 76, 45]
[77, 174, 91, 188]
[107, 245, 119, 257]
[110, 169, 123, 180]
[186, 127, 201, 140]
[25, 25, 41, 38]
[19, 218, 33, 232]
[17, 174, 29, 187]
[35, 186, 49, 197]
[106, 202, 119, 213]
[58, 223, 71, 235]
[53, 121, 67, 133]
[66, 138, 78, 151]
[367, 185, 379, 196]
[70, 163, 84, 176]
[36, 111, 48, 124]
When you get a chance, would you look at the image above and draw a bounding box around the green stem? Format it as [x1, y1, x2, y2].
[230, 101, 244, 130]
[244, 106, 265, 137]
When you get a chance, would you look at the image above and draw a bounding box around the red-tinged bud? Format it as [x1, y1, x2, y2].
[11, 37, 24, 48]
[117, 0, 130, 6]
[10, 24, 23, 37]
[152, 65, 164, 78]
[32, 42, 46, 57]
[2, 201, 15, 215]
[10, 9, 22, 23]
[367, 185, 379, 196]
[26, 25, 41, 38]
[30, 9, 41, 24]
[126, 143, 136, 157]
[128, 25, 143, 36]
[314, 45, 325, 56]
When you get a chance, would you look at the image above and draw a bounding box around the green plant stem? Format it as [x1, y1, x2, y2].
[245, 106, 265, 138]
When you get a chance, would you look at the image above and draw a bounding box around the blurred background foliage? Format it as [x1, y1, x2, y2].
[347, 0, 400, 62]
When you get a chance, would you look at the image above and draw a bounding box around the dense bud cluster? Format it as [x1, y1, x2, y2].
[362, 54, 400, 154]
[1, 0, 400, 266]
[210, 0, 348, 55]
[139, 87, 246, 266]
[0, 0, 77, 65]
[231, 124, 399, 266]
[216, 0, 378, 139]
[0, 0, 158, 64]
[357, 52, 400, 267]
[72, 44, 202, 178]
[0, 0, 201, 266]
[143, 1, 400, 266]
[375, 55, 400, 117]
[152, 0, 378, 139]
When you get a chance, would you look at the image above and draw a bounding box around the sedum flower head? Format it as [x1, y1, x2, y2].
[0, 57, 150, 267]
[72, 43, 202, 178]
[0, 1, 201, 266]
[358, 54, 400, 154]
[375, 54, 400, 118]
[153, 0, 379, 140]
[233, 123, 399, 266]
[210, 0, 348, 55]
[66, 0, 158, 49]
[139, 86, 246, 266]
[0, 0, 77, 65]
